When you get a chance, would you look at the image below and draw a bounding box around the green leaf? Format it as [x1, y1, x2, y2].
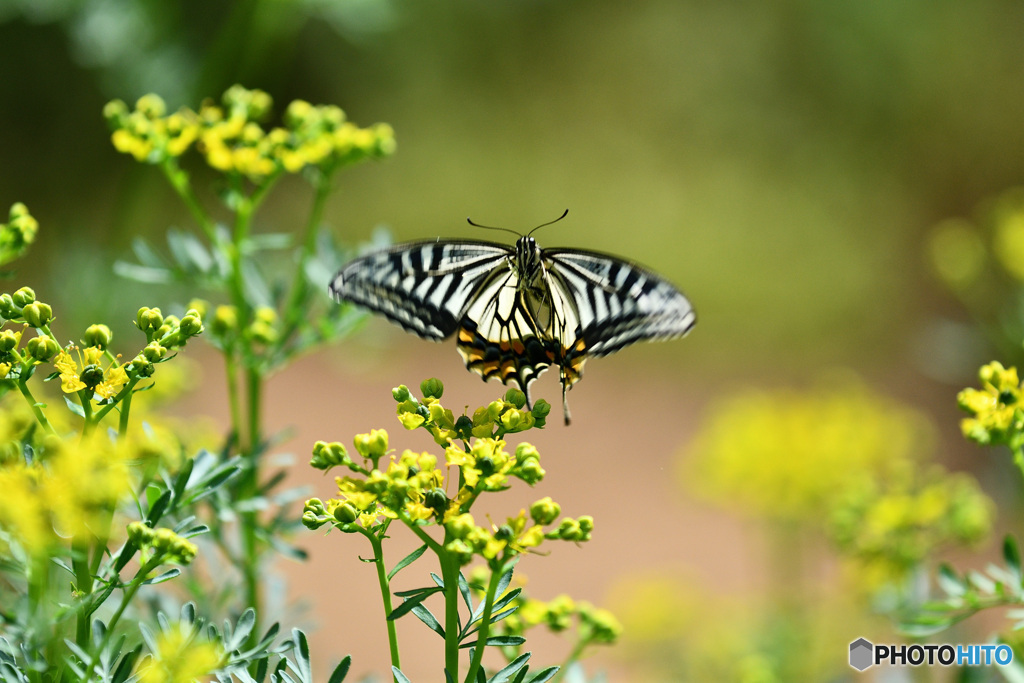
[328, 656, 351, 683]
[391, 667, 412, 683]
[246, 233, 294, 251]
[292, 629, 312, 683]
[141, 568, 180, 585]
[63, 395, 86, 418]
[130, 236, 169, 268]
[241, 259, 272, 307]
[1006, 536, 1022, 586]
[147, 489, 171, 524]
[168, 229, 213, 274]
[525, 667, 559, 683]
[113, 261, 175, 284]
[488, 653, 531, 683]
[111, 645, 142, 683]
[172, 457, 195, 503]
[389, 588, 444, 621]
[226, 609, 256, 651]
[938, 564, 966, 597]
[411, 604, 444, 638]
[458, 571, 474, 615]
[460, 636, 526, 649]
[388, 544, 428, 581]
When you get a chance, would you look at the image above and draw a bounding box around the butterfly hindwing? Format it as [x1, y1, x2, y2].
[330, 241, 512, 339]
[543, 249, 696, 357]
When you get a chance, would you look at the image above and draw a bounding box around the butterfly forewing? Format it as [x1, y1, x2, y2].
[544, 249, 696, 356]
[330, 241, 511, 339]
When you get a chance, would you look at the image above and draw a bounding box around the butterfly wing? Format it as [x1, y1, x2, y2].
[330, 240, 512, 339]
[543, 249, 696, 357]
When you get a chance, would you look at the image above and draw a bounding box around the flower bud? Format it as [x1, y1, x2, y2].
[392, 384, 411, 402]
[0, 294, 16, 319]
[131, 355, 155, 377]
[103, 99, 129, 127]
[127, 521, 155, 545]
[530, 497, 561, 526]
[423, 487, 448, 515]
[26, 336, 59, 362]
[531, 399, 552, 419]
[420, 377, 444, 399]
[311, 440, 349, 470]
[333, 502, 359, 524]
[446, 513, 476, 539]
[179, 312, 203, 337]
[136, 93, 166, 119]
[82, 324, 113, 349]
[142, 341, 167, 362]
[22, 302, 52, 328]
[444, 539, 474, 566]
[504, 388, 527, 408]
[80, 364, 104, 389]
[353, 429, 389, 459]
[211, 305, 238, 336]
[12, 287, 35, 308]
[0, 329, 18, 352]
[136, 306, 163, 332]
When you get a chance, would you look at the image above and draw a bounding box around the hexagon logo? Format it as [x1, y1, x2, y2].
[849, 638, 873, 671]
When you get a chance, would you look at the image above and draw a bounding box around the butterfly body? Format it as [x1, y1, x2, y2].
[331, 234, 695, 424]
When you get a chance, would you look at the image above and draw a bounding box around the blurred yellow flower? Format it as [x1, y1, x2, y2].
[683, 378, 932, 521]
[135, 627, 223, 683]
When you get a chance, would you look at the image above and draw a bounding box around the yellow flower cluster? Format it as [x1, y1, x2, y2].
[829, 462, 992, 588]
[135, 627, 224, 683]
[394, 380, 552, 445]
[105, 86, 396, 181]
[127, 521, 198, 566]
[958, 360, 1023, 445]
[684, 379, 933, 521]
[475, 571, 622, 650]
[0, 202, 38, 266]
[0, 433, 132, 557]
[304, 382, 585, 567]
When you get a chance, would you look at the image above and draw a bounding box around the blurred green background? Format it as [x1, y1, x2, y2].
[4, 0, 1024, 680]
[6, 0, 1024, 374]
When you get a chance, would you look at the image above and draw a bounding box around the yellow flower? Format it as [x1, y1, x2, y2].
[135, 627, 223, 683]
[53, 345, 129, 399]
[685, 378, 933, 521]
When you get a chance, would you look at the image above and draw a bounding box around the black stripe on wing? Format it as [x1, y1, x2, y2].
[330, 240, 512, 340]
[544, 249, 696, 357]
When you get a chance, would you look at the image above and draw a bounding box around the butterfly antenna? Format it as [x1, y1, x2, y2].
[527, 208, 569, 237]
[467, 217, 523, 238]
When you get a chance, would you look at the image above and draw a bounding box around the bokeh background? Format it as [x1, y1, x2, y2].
[3, 1, 1024, 680]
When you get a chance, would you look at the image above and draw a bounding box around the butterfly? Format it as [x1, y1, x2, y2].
[329, 211, 696, 424]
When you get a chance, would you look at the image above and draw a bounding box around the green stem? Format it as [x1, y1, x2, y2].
[402, 520, 458, 677]
[16, 376, 55, 436]
[72, 535, 94, 648]
[278, 172, 332, 351]
[79, 391, 94, 437]
[81, 559, 158, 681]
[462, 562, 504, 683]
[225, 351, 243, 448]
[550, 637, 589, 683]
[160, 159, 217, 243]
[361, 528, 401, 675]
[118, 386, 133, 437]
[91, 377, 142, 425]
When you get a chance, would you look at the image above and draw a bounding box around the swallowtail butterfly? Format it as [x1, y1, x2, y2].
[330, 211, 696, 424]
